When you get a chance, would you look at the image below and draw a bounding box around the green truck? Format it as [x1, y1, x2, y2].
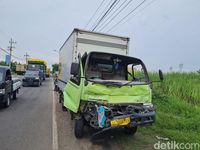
[57, 29, 163, 138]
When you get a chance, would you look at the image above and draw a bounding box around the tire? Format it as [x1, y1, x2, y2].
[70, 111, 74, 120]
[124, 126, 137, 135]
[59, 93, 62, 103]
[4, 94, 11, 108]
[60, 94, 67, 111]
[62, 102, 67, 111]
[13, 91, 17, 100]
[54, 85, 58, 92]
[74, 118, 84, 138]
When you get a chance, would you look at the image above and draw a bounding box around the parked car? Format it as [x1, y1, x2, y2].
[22, 70, 42, 87]
[0, 66, 22, 108]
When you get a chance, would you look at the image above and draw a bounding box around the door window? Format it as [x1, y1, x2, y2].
[5, 70, 11, 81]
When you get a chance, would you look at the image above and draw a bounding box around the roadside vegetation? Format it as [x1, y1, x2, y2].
[114, 72, 200, 149]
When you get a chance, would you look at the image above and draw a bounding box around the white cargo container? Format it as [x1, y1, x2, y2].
[57, 29, 129, 91]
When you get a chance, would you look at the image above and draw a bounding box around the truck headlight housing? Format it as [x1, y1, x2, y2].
[143, 103, 155, 111]
[0, 88, 5, 94]
[35, 77, 39, 80]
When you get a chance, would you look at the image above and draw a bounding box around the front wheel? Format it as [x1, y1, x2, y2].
[4, 94, 11, 108]
[59, 93, 62, 103]
[74, 118, 84, 138]
[13, 91, 17, 100]
[61, 102, 67, 111]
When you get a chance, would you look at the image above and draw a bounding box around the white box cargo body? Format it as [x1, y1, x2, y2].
[58, 28, 129, 91]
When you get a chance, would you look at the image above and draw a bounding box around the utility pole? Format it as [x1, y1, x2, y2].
[24, 52, 29, 68]
[8, 38, 17, 68]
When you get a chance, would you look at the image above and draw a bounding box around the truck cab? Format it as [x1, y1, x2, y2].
[0, 66, 12, 107]
[27, 58, 47, 81]
[63, 52, 163, 138]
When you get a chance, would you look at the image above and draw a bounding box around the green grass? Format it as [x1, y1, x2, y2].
[155, 72, 200, 105]
[116, 72, 200, 149]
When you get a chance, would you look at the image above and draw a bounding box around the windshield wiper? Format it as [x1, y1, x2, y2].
[89, 80, 122, 86]
[119, 81, 134, 87]
[120, 80, 149, 87]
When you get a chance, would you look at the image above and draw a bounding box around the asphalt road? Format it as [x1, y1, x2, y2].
[0, 78, 52, 150]
[0, 78, 114, 150]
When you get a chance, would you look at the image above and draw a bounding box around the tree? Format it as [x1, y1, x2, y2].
[197, 69, 200, 74]
[11, 61, 18, 73]
[52, 63, 59, 74]
[0, 61, 6, 66]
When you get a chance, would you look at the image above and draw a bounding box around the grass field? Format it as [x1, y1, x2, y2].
[114, 72, 200, 149]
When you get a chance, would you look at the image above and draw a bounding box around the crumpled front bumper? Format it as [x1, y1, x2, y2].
[111, 111, 156, 127]
[23, 79, 40, 86]
[91, 110, 156, 138]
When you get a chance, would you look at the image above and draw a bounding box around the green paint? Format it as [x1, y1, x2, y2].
[63, 59, 152, 113]
[64, 79, 151, 113]
[82, 82, 152, 104]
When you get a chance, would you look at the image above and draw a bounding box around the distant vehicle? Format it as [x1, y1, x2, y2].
[16, 64, 25, 75]
[22, 70, 42, 87]
[57, 29, 163, 138]
[0, 66, 22, 108]
[46, 68, 50, 77]
[27, 58, 47, 80]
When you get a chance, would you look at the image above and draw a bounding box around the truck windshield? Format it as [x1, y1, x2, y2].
[25, 71, 39, 77]
[27, 64, 42, 71]
[85, 53, 149, 85]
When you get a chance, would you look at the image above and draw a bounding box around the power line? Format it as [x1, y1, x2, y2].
[11, 54, 24, 61]
[98, 0, 133, 32]
[0, 47, 24, 61]
[90, 0, 114, 30]
[115, 0, 157, 31]
[92, 0, 119, 31]
[84, 0, 106, 29]
[0, 47, 9, 55]
[96, 0, 129, 31]
[91, 0, 119, 31]
[106, 0, 147, 33]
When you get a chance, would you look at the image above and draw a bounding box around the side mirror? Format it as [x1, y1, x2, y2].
[159, 69, 164, 81]
[70, 63, 79, 76]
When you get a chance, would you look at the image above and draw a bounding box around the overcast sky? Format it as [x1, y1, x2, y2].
[0, 0, 199, 72]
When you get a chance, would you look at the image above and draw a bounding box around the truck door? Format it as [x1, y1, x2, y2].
[5, 70, 12, 95]
[63, 60, 83, 113]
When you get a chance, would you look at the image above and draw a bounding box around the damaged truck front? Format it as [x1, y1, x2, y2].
[57, 29, 163, 138]
[63, 52, 162, 138]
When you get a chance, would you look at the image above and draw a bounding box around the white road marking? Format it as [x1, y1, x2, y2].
[52, 79, 58, 150]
